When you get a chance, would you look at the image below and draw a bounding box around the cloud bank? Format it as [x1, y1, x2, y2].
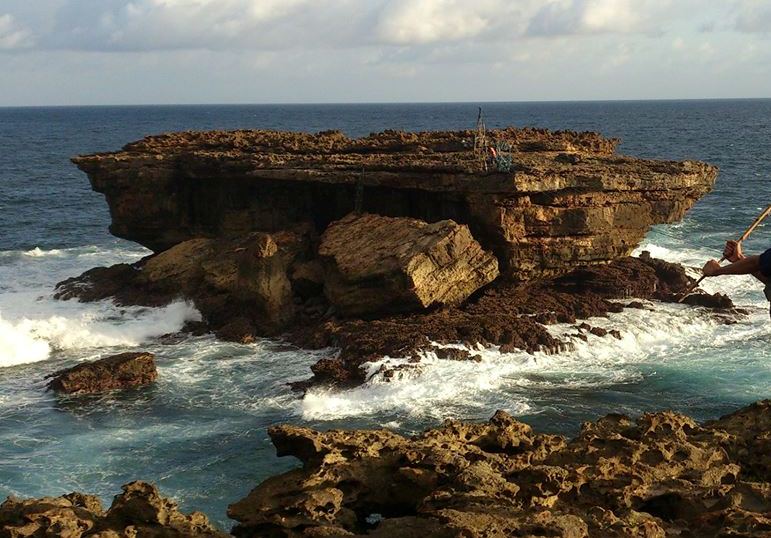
[0, 0, 769, 105]
[2, 0, 733, 52]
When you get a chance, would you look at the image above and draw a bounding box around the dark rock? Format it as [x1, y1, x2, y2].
[433, 347, 483, 362]
[681, 291, 735, 309]
[215, 318, 257, 344]
[290, 259, 325, 300]
[589, 326, 608, 337]
[47, 352, 157, 395]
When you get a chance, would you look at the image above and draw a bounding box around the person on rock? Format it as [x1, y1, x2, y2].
[702, 240, 771, 300]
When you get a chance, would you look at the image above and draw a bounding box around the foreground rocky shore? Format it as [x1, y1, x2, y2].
[4, 401, 769, 537]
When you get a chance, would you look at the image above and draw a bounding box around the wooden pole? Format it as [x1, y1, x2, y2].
[677, 204, 771, 302]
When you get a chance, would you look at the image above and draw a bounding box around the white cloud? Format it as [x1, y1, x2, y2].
[734, 0, 771, 33]
[527, 0, 669, 36]
[0, 0, 701, 53]
[375, 0, 495, 45]
[374, 0, 678, 46]
[0, 14, 32, 49]
[47, 0, 319, 51]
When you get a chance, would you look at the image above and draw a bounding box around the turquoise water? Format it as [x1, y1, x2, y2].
[0, 101, 769, 529]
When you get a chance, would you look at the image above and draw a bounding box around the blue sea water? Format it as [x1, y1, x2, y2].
[1, 100, 770, 530]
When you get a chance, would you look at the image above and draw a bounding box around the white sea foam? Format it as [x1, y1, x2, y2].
[0, 301, 201, 368]
[0, 314, 50, 367]
[0, 242, 199, 368]
[301, 245, 771, 422]
[23, 247, 64, 258]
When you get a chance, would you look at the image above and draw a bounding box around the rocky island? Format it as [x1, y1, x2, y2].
[56, 127, 724, 388]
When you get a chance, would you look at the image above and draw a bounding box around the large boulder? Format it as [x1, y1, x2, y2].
[47, 352, 157, 395]
[55, 230, 303, 338]
[138, 232, 296, 333]
[319, 213, 499, 317]
[0, 481, 225, 537]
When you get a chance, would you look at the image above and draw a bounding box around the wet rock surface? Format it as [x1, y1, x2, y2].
[0, 481, 226, 537]
[55, 248, 738, 391]
[47, 352, 158, 395]
[56, 229, 310, 337]
[227, 400, 771, 538]
[72, 128, 716, 279]
[288, 253, 738, 389]
[319, 213, 499, 317]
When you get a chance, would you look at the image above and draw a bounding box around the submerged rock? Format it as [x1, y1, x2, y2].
[71, 128, 716, 279]
[228, 400, 771, 538]
[47, 352, 157, 395]
[0, 481, 226, 537]
[319, 213, 499, 316]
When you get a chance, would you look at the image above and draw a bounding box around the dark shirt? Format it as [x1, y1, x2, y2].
[761, 248, 771, 278]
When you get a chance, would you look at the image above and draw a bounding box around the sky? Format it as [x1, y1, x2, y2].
[0, 0, 770, 106]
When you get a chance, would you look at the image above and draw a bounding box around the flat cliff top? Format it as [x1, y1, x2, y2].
[73, 127, 718, 194]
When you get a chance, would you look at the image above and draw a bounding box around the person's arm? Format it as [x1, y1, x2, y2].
[703, 255, 761, 277]
[718, 240, 768, 283]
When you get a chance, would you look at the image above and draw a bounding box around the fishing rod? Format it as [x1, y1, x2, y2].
[678, 204, 771, 302]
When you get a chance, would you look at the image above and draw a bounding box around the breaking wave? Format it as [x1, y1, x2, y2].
[0, 242, 199, 368]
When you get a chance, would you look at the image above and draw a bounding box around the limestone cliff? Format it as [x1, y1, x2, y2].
[72, 128, 717, 280]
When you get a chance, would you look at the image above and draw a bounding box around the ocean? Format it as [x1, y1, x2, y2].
[1, 100, 770, 529]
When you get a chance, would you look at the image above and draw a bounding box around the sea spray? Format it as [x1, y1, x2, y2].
[0, 243, 196, 368]
[0, 314, 50, 367]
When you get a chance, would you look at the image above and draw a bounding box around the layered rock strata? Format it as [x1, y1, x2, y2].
[319, 213, 499, 316]
[71, 128, 717, 279]
[0, 481, 225, 537]
[60, 127, 723, 389]
[228, 400, 771, 537]
[47, 352, 158, 394]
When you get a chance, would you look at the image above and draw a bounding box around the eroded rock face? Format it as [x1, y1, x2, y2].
[0, 481, 226, 537]
[319, 213, 499, 316]
[56, 229, 305, 338]
[228, 401, 771, 538]
[71, 128, 716, 279]
[47, 352, 157, 394]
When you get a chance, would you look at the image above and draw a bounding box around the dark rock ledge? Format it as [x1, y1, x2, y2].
[47, 352, 158, 395]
